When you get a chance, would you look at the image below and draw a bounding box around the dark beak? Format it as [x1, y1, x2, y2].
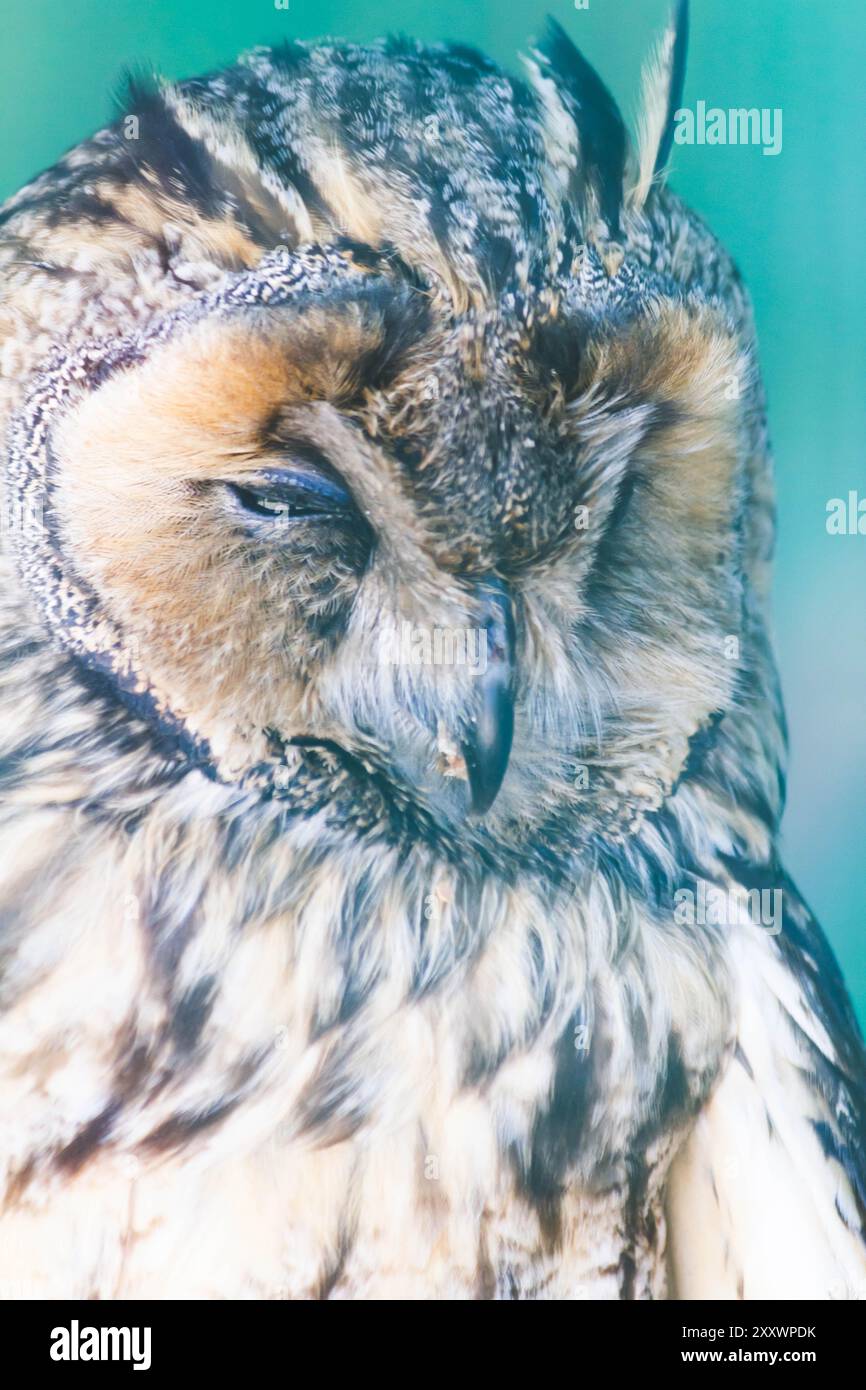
[461, 579, 516, 817]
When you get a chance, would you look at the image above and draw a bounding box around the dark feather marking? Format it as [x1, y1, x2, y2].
[310, 867, 381, 1038]
[601, 468, 639, 539]
[55, 1103, 121, 1174]
[675, 709, 726, 790]
[295, 1034, 374, 1144]
[315, 1212, 357, 1299]
[500, 1266, 521, 1300]
[141, 1100, 241, 1153]
[834, 1193, 860, 1235]
[655, 1030, 692, 1120]
[267, 38, 311, 77]
[412, 869, 487, 1000]
[143, 881, 207, 983]
[137, 1049, 267, 1153]
[3, 1156, 39, 1209]
[618, 1033, 694, 1298]
[315, 1246, 349, 1301]
[618, 1154, 647, 1299]
[594, 805, 686, 917]
[515, 1009, 596, 1247]
[734, 1040, 754, 1080]
[47, 1032, 164, 1182]
[170, 976, 218, 1054]
[475, 1225, 498, 1299]
[66, 648, 217, 780]
[462, 922, 561, 1085]
[433, 41, 501, 86]
[112, 1028, 158, 1101]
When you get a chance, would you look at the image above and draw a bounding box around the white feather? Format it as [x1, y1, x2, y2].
[667, 920, 866, 1299]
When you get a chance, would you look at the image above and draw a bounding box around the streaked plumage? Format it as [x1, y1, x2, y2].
[0, 5, 863, 1299]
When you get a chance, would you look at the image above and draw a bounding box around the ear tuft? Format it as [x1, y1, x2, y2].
[532, 17, 628, 239]
[631, 0, 689, 211]
[111, 65, 161, 122]
[111, 70, 230, 222]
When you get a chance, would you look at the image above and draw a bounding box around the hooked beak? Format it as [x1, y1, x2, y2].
[461, 579, 516, 817]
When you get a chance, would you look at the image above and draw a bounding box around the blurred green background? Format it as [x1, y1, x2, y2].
[2, 1, 863, 1019]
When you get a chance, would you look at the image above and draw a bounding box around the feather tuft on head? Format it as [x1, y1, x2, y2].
[528, 17, 628, 240]
[631, 0, 689, 211]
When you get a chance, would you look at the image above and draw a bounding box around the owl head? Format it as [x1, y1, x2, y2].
[6, 8, 781, 867]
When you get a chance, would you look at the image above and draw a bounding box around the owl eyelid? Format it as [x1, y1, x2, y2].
[226, 459, 356, 522]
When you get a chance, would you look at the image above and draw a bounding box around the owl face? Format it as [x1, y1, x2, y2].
[16, 245, 746, 850]
[7, 22, 758, 857]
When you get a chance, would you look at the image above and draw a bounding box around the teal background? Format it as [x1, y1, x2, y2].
[2, 1, 864, 1019]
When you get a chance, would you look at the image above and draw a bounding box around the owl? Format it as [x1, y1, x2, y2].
[0, 3, 863, 1301]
